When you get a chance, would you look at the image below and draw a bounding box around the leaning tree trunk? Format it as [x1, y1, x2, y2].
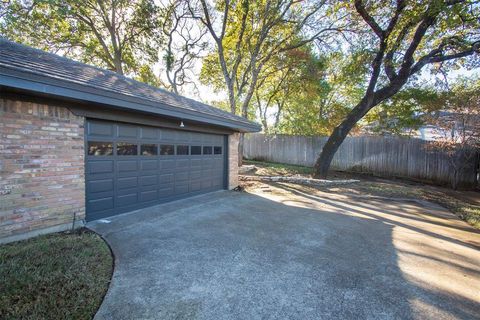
[313, 101, 371, 178]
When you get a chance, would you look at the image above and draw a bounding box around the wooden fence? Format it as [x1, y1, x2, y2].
[244, 133, 479, 188]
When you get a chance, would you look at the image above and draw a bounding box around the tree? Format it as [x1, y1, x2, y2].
[427, 77, 480, 189]
[196, 0, 342, 117]
[252, 47, 327, 134]
[195, 0, 343, 163]
[160, 0, 208, 94]
[277, 50, 370, 136]
[313, 0, 480, 178]
[1, 0, 160, 77]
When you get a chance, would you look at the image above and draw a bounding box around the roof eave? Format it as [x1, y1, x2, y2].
[0, 69, 262, 133]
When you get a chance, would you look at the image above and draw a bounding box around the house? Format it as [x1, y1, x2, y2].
[0, 39, 261, 244]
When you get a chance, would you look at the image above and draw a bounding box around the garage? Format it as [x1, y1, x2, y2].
[86, 120, 227, 220]
[0, 38, 260, 243]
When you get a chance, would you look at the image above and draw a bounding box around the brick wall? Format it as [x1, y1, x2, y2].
[228, 133, 239, 189]
[0, 98, 85, 243]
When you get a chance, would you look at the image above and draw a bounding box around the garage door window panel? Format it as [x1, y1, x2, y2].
[214, 146, 222, 155]
[191, 146, 202, 155]
[88, 141, 113, 156]
[160, 144, 174, 155]
[117, 142, 138, 155]
[141, 144, 158, 156]
[177, 145, 189, 155]
[203, 146, 212, 155]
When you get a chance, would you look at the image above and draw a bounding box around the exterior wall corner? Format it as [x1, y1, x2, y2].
[228, 132, 240, 190]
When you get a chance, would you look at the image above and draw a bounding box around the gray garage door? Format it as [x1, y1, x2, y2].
[85, 119, 227, 221]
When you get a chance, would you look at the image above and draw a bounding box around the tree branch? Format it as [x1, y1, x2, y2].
[354, 0, 383, 38]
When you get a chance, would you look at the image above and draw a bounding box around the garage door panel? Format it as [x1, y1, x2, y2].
[117, 160, 138, 172]
[88, 121, 114, 137]
[212, 168, 223, 177]
[176, 159, 189, 168]
[88, 179, 113, 193]
[86, 119, 226, 221]
[190, 179, 203, 192]
[117, 124, 138, 138]
[140, 175, 157, 186]
[88, 160, 114, 174]
[214, 136, 224, 144]
[175, 183, 189, 194]
[159, 173, 174, 183]
[202, 168, 213, 177]
[87, 189, 114, 201]
[212, 177, 223, 187]
[159, 186, 174, 197]
[190, 170, 201, 180]
[175, 131, 191, 142]
[202, 159, 215, 169]
[201, 180, 212, 189]
[214, 159, 223, 167]
[117, 176, 137, 189]
[159, 160, 175, 170]
[140, 127, 158, 140]
[191, 133, 203, 143]
[201, 161, 210, 170]
[140, 159, 158, 171]
[88, 197, 114, 212]
[191, 159, 202, 168]
[175, 171, 189, 182]
[116, 193, 138, 207]
[140, 190, 157, 202]
[161, 129, 176, 140]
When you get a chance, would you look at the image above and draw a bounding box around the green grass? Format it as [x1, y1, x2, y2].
[244, 160, 480, 229]
[0, 228, 113, 320]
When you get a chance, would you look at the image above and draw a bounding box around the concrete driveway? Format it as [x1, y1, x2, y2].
[88, 183, 480, 320]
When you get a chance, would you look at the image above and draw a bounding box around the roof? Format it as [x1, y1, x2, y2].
[0, 38, 261, 132]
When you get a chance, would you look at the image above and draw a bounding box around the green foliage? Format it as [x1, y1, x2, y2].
[1, 0, 478, 139]
[0, 0, 162, 75]
[445, 76, 480, 113]
[364, 76, 480, 137]
[364, 87, 444, 136]
[134, 64, 164, 88]
[275, 48, 371, 135]
[199, 0, 332, 117]
[253, 46, 325, 134]
[200, 53, 226, 93]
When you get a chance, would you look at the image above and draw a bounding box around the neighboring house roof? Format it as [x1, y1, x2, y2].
[0, 38, 261, 132]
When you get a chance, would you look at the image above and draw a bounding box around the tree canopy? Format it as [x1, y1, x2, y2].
[1, 0, 479, 173]
[1, 0, 161, 77]
[312, 0, 480, 177]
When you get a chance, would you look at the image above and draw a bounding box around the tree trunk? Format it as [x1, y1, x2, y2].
[113, 53, 124, 75]
[226, 79, 236, 114]
[313, 100, 370, 178]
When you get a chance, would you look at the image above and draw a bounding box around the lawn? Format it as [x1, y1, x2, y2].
[243, 160, 480, 229]
[0, 228, 113, 320]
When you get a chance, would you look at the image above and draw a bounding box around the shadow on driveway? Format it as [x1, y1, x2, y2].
[88, 185, 480, 320]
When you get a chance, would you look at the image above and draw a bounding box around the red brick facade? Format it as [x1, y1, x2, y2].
[0, 98, 85, 242]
